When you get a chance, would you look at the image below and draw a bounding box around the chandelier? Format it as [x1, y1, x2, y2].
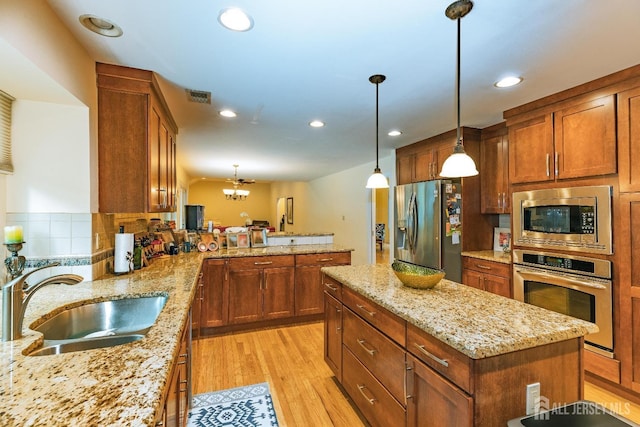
[223, 164, 252, 200]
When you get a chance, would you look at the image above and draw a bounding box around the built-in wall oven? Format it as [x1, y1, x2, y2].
[513, 249, 613, 358]
[512, 185, 613, 255]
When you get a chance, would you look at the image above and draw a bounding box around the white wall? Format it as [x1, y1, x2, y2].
[7, 100, 91, 212]
[306, 154, 395, 266]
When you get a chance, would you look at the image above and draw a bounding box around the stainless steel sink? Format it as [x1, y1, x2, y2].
[34, 295, 168, 340]
[28, 334, 145, 356]
[27, 295, 168, 356]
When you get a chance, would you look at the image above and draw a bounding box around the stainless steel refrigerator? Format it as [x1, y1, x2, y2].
[394, 180, 462, 282]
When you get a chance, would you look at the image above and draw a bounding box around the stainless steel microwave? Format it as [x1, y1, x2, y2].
[512, 185, 613, 255]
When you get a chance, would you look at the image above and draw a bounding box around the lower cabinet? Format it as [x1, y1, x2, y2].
[201, 259, 229, 328]
[228, 256, 295, 324]
[156, 314, 191, 427]
[295, 252, 351, 316]
[406, 354, 472, 427]
[324, 291, 343, 382]
[461, 256, 511, 298]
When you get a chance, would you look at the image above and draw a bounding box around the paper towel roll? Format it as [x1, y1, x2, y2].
[114, 233, 134, 274]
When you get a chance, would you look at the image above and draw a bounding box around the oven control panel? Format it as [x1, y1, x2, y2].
[513, 249, 611, 279]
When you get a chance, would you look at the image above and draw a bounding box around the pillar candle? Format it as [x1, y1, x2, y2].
[4, 225, 23, 244]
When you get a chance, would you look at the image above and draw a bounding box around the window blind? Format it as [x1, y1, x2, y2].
[0, 90, 15, 174]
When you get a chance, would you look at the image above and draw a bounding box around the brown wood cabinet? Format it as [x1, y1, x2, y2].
[461, 256, 512, 298]
[618, 86, 640, 193]
[507, 95, 616, 185]
[200, 259, 229, 328]
[395, 129, 467, 185]
[156, 314, 191, 427]
[228, 256, 295, 325]
[97, 62, 178, 213]
[324, 289, 343, 382]
[480, 123, 510, 214]
[618, 193, 640, 393]
[294, 252, 351, 316]
[406, 353, 473, 427]
[325, 276, 584, 426]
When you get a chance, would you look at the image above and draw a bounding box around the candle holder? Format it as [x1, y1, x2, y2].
[4, 241, 26, 279]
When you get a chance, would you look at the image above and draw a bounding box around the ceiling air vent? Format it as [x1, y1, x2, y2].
[185, 89, 211, 104]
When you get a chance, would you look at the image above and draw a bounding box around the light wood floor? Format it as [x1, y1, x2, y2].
[192, 322, 640, 426]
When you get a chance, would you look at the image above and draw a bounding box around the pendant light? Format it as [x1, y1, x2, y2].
[366, 74, 390, 189]
[440, 0, 479, 178]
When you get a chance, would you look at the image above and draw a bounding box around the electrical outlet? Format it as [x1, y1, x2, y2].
[526, 382, 541, 415]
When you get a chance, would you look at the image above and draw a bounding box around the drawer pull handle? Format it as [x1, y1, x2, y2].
[356, 304, 376, 317]
[357, 339, 377, 356]
[357, 384, 377, 405]
[318, 258, 334, 262]
[414, 344, 449, 367]
[325, 283, 338, 291]
[254, 261, 273, 265]
[475, 264, 492, 270]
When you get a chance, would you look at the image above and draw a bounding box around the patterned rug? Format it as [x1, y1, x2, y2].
[188, 382, 279, 427]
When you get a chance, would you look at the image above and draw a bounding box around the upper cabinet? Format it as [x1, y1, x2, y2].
[507, 95, 616, 185]
[618, 86, 640, 193]
[396, 128, 478, 185]
[480, 123, 510, 214]
[97, 63, 178, 213]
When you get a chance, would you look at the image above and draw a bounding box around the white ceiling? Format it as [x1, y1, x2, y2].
[46, 0, 640, 183]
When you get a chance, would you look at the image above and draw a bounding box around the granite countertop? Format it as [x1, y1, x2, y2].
[0, 243, 351, 426]
[321, 264, 598, 359]
[461, 250, 512, 264]
[203, 244, 352, 258]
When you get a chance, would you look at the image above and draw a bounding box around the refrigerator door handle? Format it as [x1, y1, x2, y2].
[408, 192, 418, 254]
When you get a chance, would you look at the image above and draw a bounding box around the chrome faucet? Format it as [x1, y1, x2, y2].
[2, 263, 83, 341]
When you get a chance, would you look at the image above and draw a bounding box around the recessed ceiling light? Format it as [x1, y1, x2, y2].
[79, 15, 123, 37]
[495, 76, 523, 88]
[388, 130, 402, 137]
[219, 109, 237, 118]
[309, 120, 325, 128]
[218, 8, 254, 32]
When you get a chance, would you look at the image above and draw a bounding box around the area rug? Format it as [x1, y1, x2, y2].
[188, 382, 279, 427]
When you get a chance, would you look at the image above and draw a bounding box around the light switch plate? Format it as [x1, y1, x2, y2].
[526, 382, 541, 415]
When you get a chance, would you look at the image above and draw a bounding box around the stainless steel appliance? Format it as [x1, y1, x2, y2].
[513, 249, 613, 357]
[395, 180, 462, 282]
[512, 185, 612, 255]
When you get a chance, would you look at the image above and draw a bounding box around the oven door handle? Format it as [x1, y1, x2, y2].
[515, 268, 608, 290]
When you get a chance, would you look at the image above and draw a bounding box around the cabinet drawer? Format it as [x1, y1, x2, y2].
[343, 348, 406, 427]
[296, 252, 351, 266]
[343, 287, 406, 346]
[323, 275, 342, 301]
[229, 255, 294, 270]
[406, 323, 472, 394]
[462, 257, 511, 278]
[343, 307, 406, 404]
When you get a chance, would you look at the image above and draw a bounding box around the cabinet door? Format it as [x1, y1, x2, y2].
[295, 265, 323, 316]
[263, 267, 295, 320]
[148, 104, 162, 212]
[414, 150, 435, 182]
[508, 114, 554, 184]
[435, 140, 458, 179]
[324, 293, 343, 381]
[159, 120, 169, 210]
[554, 95, 616, 180]
[164, 364, 180, 427]
[461, 268, 484, 291]
[483, 274, 511, 298]
[228, 269, 262, 324]
[201, 260, 228, 328]
[406, 355, 473, 427]
[618, 86, 640, 192]
[619, 193, 640, 393]
[480, 134, 508, 213]
[397, 154, 414, 185]
[191, 272, 203, 339]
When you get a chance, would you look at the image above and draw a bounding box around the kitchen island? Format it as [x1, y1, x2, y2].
[0, 244, 351, 426]
[321, 264, 599, 427]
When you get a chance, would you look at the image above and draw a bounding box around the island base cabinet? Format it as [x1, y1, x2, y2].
[324, 292, 343, 382]
[406, 354, 472, 427]
[342, 348, 405, 427]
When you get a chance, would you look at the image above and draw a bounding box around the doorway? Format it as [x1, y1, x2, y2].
[374, 187, 390, 264]
[276, 197, 286, 232]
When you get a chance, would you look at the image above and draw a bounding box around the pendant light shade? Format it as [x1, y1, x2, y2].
[366, 74, 389, 189]
[440, 0, 479, 178]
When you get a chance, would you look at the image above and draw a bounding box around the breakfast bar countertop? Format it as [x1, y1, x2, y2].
[0, 243, 352, 427]
[321, 264, 598, 359]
